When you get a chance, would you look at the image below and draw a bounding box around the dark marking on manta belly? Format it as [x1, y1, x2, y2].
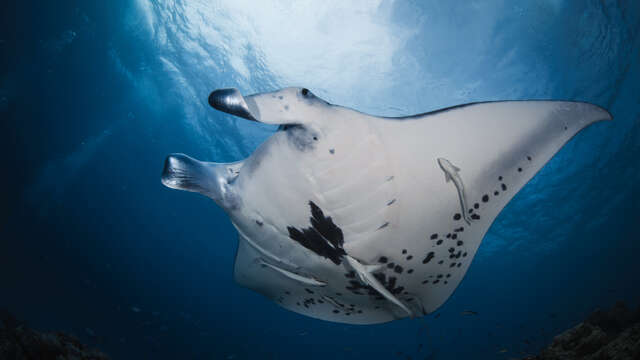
[422, 252, 435, 264]
[286, 125, 319, 151]
[287, 201, 346, 265]
[377, 222, 389, 230]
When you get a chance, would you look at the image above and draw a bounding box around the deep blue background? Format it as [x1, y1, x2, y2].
[1, 1, 639, 359]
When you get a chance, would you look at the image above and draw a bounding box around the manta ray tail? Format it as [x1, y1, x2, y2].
[345, 255, 414, 318]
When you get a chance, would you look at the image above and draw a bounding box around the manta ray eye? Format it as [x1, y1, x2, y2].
[301, 88, 310, 97]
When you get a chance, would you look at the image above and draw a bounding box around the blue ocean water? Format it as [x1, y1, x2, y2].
[1, 1, 639, 359]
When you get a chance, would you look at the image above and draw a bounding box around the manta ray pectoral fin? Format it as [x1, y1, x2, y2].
[345, 255, 414, 318]
[161, 153, 241, 209]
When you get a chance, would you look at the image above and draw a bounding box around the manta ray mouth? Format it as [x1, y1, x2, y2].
[208, 88, 259, 121]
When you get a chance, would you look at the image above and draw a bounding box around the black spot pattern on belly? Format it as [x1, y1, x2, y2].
[436, 240, 443, 245]
[430, 233, 438, 240]
[287, 201, 346, 265]
[379, 256, 388, 263]
[482, 194, 489, 202]
[422, 252, 435, 264]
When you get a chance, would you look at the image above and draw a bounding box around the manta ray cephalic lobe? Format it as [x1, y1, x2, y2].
[161, 87, 611, 324]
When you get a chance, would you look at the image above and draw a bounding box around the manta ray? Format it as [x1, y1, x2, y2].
[161, 87, 611, 324]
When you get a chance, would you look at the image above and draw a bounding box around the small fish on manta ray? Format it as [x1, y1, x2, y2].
[161, 87, 612, 324]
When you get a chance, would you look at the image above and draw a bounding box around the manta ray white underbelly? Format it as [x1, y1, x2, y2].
[161, 87, 611, 324]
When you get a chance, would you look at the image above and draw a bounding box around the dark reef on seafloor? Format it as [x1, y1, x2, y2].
[524, 301, 640, 360]
[0, 309, 110, 360]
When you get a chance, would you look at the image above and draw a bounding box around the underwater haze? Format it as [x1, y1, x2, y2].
[2, 0, 640, 359]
